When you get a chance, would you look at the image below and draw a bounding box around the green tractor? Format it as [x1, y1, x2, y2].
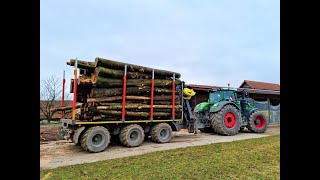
[194, 88, 268, 135]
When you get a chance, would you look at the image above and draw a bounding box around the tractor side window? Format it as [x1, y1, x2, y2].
[224, 91, 236, 100]
[209, 92, 221, 103]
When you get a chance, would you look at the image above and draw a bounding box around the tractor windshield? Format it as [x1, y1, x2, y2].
[209, 91, 222, 104]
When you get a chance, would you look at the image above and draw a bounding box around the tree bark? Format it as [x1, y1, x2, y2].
[90, 87, 180, 97]
[95, 104, 182, 110]
[94, 66, 152, 79]
[91, 75, 181, 88]
[87, 95, 178, 103]
[70, 79, 92, 93]
[67, 59, 96, 70]
[88, 108, 174, 117]
[97, 100, 180, 106]
[95, 57, 181, 78]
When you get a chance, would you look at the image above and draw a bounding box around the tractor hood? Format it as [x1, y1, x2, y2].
[194, 102, 210, 112]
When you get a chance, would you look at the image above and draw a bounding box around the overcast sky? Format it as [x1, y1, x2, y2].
[41, 0, 279, 90]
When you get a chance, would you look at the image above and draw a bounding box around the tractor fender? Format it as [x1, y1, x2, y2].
[210, 101, 240, 113]
[248, 108, 259, 115]
[72, 126, 86, 144]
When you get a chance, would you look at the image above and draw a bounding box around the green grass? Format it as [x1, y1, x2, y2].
[40, 135, 280, 180]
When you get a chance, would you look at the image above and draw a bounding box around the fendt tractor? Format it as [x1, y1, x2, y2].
[194, 88, 268, 136]
[59, 58, 268, 153]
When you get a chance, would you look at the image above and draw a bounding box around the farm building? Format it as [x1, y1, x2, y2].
[186, 80, 280, 124]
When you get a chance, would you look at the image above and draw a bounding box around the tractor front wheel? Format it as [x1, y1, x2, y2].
[211, 105, 241, 136]
[247, 111, 268, 133]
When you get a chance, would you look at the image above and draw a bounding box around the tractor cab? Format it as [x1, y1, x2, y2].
[208, 88, 238, 104]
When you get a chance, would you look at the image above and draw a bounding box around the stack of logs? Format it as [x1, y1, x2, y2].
[67, 57, 182, 121]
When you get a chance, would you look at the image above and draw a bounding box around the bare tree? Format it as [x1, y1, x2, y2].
[40, 75, 71, 122]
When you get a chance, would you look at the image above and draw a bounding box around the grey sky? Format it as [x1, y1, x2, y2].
[41, 0, 279, 90]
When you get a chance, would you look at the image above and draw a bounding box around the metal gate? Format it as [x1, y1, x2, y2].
[252, 100, 280, 124]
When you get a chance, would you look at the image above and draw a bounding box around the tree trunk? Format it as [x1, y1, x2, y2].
[79, 76, 93, 86]
[91, 75, 181, 88]
[88, 108, 174, 117]
[67, 59, 96, 70]
[97, 100, 180, 106]
[95, 57, 181, 78]
[70, 79, 92, 93]
[87, 95, 178, 103]
[90, 87, 180, 97]
[94, 66, 152, 79]
[95, 104, 182, 110]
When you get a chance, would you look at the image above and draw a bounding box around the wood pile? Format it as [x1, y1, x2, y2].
[66, 57, 182, 121]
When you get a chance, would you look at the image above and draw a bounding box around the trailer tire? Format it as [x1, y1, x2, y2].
[210, 105, 241, 136]
[119, 124, 144, 147]
[150, 123, 173, 143]
[247, 111, 268, 133]
[80, 126, 110, 153]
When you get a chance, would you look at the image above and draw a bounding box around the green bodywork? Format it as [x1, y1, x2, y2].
[193, 89, 259, 129]
[194, 102, 210, 111]
[194, 89, 254, 112]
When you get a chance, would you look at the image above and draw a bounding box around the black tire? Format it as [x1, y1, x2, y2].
[119, 124, 144, 147]
[210, 105, 241, 136]
[150, 123, 173, 143]
[80, 126, 111, 153]
[199, 127, 214, 133]
[247, 111, 268, 133]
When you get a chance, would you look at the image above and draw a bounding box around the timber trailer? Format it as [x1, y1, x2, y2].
[59, 58, 268, 153]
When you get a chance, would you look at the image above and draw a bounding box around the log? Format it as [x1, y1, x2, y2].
[70, 79, 92, 93]
[95, 57, 181, 78]
[90, 87, 180, 98]
[98, 100, 180, 106]
[87, 95, 178, 103]
[95, 105, 182, 110]
[70, 79, 74, 93]
[91, 75, 181, 88]
[79, 76, 92, 86]
[88, 108, 174, 117]
[94, 66, 151, 79]
[67, 59, 96, 70]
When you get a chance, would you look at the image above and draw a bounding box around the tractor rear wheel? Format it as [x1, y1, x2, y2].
[80, 126, 111, 153]
[210, 105, 241, 136]
[247, 111, 268, 133]
[119, 124, 145, 147]
[150, 123, 173, 143]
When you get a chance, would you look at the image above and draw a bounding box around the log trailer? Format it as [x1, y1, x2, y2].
[59, 58, 269, 153]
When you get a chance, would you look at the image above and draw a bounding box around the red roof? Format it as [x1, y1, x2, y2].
[239, 80, 280, 91]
